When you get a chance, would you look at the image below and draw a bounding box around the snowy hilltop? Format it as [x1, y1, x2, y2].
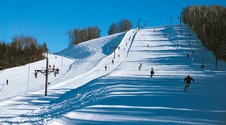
[0, 25, 226, 125]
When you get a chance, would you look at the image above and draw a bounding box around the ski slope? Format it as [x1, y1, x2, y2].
[0, 32, 125, 101]
[0, 25, 226, 125]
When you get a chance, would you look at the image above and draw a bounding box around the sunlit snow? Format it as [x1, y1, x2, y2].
[0, 26, 226, 125]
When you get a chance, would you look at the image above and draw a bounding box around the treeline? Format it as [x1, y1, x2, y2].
[68, 19, 133, 45]
[0, 36, 48, 70]
[108, 19, 133, 35]
[68, 26, 100, 45]
[182, 5, 226, 63]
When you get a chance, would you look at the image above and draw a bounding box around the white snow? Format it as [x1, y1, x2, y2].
[0, 25, 226, 125]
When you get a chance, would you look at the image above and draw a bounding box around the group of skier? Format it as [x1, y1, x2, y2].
[105, 33, 134, 71]
[139, 49, 198, 92]
[110, 44, 197, 92]
[104, 31, 197, 92]
[142, 64, 194, 92]
[187, 51, 205, 70]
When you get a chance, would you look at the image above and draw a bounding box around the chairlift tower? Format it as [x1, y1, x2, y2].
[34, 57, 59, 96]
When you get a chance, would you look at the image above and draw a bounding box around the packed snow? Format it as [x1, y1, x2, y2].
[0, 25, 226, 125]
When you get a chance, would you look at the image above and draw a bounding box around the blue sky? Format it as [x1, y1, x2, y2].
[0, 0, 225, 52]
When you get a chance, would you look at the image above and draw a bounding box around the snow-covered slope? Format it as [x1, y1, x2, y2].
[50, 26, 226, 125]
[0, 26, 226, 125]
[0, 54, 75, 101]
[56, 33, 125, 59]
[0, 32, 125, 101]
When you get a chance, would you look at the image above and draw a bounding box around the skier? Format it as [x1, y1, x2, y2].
[138, 63, 142, 71]
[34, 71, 38, 78]
[184, 75, 195, 91]
[105, 65, 107, 70]
[150, 67, 154, 78]
[186, 54, 190, 58]
[112, 59, 114, 64]
[200, 64, 205, 69]
[138, 66, 141, 71]
[6, 79, 8, 85]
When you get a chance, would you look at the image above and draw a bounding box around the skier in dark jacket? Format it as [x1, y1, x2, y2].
[6, 79, 8, 85]
[184, 75, 195, 91]
[105, 65, 107, 70]
[150, 67, 154, 78]
[112, 60, 114, 64]
[138, 63, 142, 71]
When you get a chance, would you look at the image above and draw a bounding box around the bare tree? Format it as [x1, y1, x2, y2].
[68, 26, 101, 45]
[108, 23, 118, 35]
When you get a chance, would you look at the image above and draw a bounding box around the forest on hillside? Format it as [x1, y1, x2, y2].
[0, 36, 48, 70]
[182, 5, 226, 64]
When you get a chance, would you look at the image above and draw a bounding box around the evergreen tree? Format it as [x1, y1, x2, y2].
[0, 35, 48, 70]
[182, 5, 226, 68]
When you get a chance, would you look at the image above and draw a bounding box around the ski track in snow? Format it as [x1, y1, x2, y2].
[0, 26, 226, 125]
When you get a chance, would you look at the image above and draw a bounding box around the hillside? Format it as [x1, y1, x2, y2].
[0, 26, 226, 125]
[0, 32, 125, 101]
